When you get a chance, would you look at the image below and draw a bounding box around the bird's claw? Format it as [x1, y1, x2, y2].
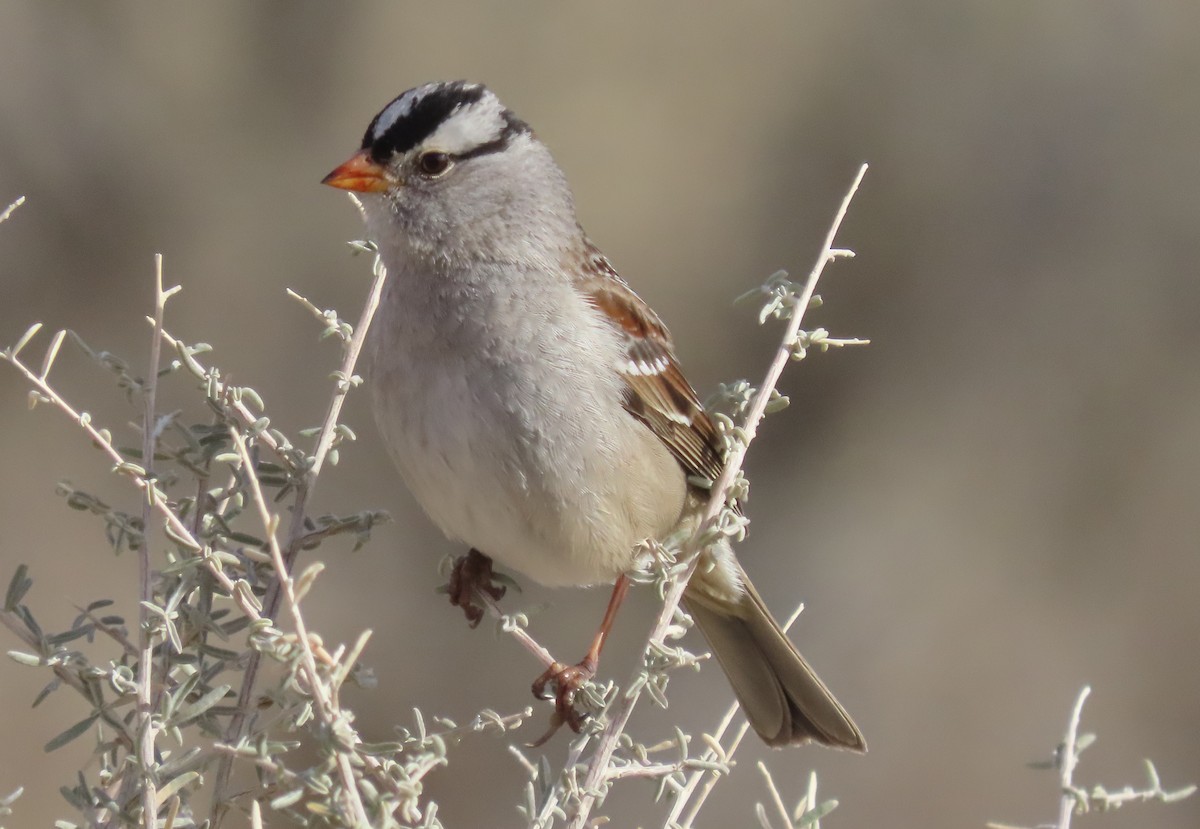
[447, 548, 507, 628]
[531, 659, 596, 735]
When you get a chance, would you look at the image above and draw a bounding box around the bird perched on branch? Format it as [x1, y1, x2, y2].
[323, 80, 864, 750]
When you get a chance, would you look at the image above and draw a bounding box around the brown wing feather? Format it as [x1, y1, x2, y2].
[578, 242, 724, 484]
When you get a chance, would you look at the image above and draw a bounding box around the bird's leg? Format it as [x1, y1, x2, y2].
[447, 548, 507, 628]
[532, 574, 631, 733]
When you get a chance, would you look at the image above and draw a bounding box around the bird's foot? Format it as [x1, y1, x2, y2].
[530, 657, 597, 739]
[447, 548, 507, 628]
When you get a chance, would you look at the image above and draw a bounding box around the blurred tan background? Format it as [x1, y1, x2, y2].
[2, 2, 1198, 827]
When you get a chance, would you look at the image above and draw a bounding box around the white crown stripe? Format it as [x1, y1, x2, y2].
[369, 88, 428, 143]
[423, 95, 508, 155]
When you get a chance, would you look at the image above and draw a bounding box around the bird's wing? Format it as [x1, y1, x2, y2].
[577, 243, 725, 484]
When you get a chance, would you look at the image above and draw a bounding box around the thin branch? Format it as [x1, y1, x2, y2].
[530, 733, 594, 828]
[475, 586, 557, 671]
[604, 760, 723, 782]
[230, 430, 371, 827]
[674, 718, 750, 829]
[213, 254, 388, 823]
[78, 606, 139, 658]
[1056, 686, 1092, 829]
[758, 761, 794, 829]
[567, 163, 869, 829]
[802, 771, 821, 829]
[0, 195, 25, 225]
[668, 603, 805, 829]
[134, 254, 170, 828]
[0, 343, 261, 620]
[1, 270, 386, 826]
[152, 326, 286, 461]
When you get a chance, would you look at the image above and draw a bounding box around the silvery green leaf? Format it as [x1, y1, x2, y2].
[269, 788, 305, 810]
[10, 322, 42, 358]
[797, 799, 839, 826]
[7, 650, 41, 667]
[154, 771, 200, 807]
[172, 684, 231, 726]
[5, 564, 31, 610]
[44, 714, 98, 752]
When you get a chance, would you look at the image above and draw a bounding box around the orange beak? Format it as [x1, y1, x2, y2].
[321, 149, 391, 193]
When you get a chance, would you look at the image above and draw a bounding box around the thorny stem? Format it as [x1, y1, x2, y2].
[1, 321, 367, 821]
[567, 164, 869, 829]
[1057, 686, 1092, 829]
[2, 351, 261, 614]
[133, 255, 169, 828]
[675, 712, 750, 829]
[231, 431, 372, 828]
[0, 253, 389, 826]
[0, 331, 290, 638]
[804, 771, 821, 829]
[1, 258, 416, 826]
[153, 327, 287, 461]
[668, 603, 805, 829]
[212, 248, 388, 825]
[3, 259, 211, 828]
[476, 586, 557, 671]
[759, 761, 793, 829]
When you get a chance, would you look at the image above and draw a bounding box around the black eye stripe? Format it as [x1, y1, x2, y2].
[451, 111, 531, 161]
[454, 136, 507, 161]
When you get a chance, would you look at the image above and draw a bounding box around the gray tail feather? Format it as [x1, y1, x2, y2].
[683, 574, 866, 750]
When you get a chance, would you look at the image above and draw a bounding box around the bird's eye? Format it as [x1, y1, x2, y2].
[416, 152, 453, 177]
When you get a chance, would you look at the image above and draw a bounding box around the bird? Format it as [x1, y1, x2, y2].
[322, 80, 865, 750]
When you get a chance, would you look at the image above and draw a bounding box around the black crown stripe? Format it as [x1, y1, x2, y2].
[362, 82, 530, 163]
[361, 82, 482, 162]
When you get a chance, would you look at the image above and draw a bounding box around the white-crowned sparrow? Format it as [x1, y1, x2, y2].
[322, 81, 865, 750]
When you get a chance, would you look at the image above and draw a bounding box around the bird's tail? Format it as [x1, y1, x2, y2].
[683, 564, 866, 750]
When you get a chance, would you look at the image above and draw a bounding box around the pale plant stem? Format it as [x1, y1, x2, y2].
[533, 737, 592, 827]
[231, 430, 371, 828]
[759, 761, 794, 829]
[804, 771, 820, 829]
[134, 255, 168, 828]
[476, 589, 557, 670]
[0, 345, 334, 829]
[0, 330, 365, 821]
[567, 164, 868, 829]
[0, 195, 24, 225]
[152, 327, 285, 459]
[212, 256, 387, 822]
[275, 255, 386, 601]
[7, 259, 419, 827]
[668, 603, 804, 829]
[1057, 686, 1092, 829]
[680, 726, 753, 828]
[2, 262, 389, 826]
[604, 760, 728, 782]
[0, 348, 270, 620]
[674, 718, 750, 829]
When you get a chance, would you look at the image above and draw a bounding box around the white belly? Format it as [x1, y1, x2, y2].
[365, 272, 686, 587]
